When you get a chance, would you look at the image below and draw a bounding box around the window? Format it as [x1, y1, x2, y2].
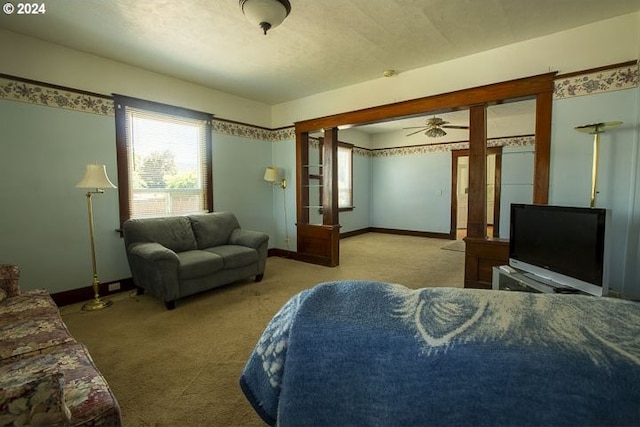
[337, 142, 353, 210]
[316, 139, 353, 212]
[114, 95, 213, 225]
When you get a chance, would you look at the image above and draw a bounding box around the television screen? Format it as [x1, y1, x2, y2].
[509, 204, 608, 296]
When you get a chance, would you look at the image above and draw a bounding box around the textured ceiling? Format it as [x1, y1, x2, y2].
[1, 0, 638, 106]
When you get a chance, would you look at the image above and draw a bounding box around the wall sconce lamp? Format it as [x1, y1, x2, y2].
[75, 164, 116, 311]
[264, 166, 290, 248]
[240, 0, 292, 35]
[574, 121, 622, 208]
[264, 166, 287, 189]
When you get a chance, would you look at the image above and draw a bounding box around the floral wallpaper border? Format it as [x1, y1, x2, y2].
[309, 135, 533, 157]
[554, 63, 638, 99]
[0, 77, 115, 116]
[370, 135, 534, 157]
[0, 62, 637, 143]
[211, 120, 295, 141]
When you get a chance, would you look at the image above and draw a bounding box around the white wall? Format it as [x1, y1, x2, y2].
[0, 29, 272, 127]
[272, 13, 639, 127]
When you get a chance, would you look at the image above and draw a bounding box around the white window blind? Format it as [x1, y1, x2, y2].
[125, 107, 208, 218]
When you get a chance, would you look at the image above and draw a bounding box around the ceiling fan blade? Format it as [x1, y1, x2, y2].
[405, 128, 427, 136]
[402, 126, 429, 130]
[442, 125, 469, 129]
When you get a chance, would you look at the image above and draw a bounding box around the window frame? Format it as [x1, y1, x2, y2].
[337, 142, 354, 211]
[113, 94, 213, 228]
[317, 139, 354, 213]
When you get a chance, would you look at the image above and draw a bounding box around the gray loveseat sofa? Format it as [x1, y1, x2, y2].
[123, 212, 269, 310]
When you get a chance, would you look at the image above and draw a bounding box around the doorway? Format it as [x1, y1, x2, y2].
[451, 147, 502, 239]
[294, 73, 553, 269]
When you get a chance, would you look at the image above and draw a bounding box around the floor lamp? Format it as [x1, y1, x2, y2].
[574, 121, 622, 208]
[76, 164, 116, 311]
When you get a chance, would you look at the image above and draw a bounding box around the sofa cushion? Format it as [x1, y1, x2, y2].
[0, 354, 71, 426]
[0, 291, 75, 361]
[177, 250, 225, 280]
[124, 216, 197, 253]
[189, 212, 241, 249]
[0, 289, 60, 324]
[205, 245, 258, 269]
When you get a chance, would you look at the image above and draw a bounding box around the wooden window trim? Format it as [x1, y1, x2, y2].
[113, 94, 214, 229]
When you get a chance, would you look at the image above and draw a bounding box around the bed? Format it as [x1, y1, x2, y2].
[240, 280, 640, 426]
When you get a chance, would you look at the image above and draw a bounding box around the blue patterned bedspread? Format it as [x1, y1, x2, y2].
[240, 281, 640, 426]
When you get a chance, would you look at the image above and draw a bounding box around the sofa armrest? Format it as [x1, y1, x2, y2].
[0, 264, 20, 298]
[0, 358, 71, 426]
[129, 242, 179, 263]
[229, 229, 269, 249]
[127, 242, 181, 303]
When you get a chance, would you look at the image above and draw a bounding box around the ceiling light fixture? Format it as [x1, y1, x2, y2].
[425, 127, 447, 138]
[240, 0, 292, 35]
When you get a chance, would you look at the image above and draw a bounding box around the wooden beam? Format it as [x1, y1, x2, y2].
[467, 105, 487, 238]
[322, 128, 339, 226]
[534, 90, 553, 204]
[295, 73, 556, 133]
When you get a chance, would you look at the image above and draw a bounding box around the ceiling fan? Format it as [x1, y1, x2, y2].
[404, 116, 469, 137]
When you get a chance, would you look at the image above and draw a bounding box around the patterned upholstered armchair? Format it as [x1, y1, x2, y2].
[0, 264, 122, 426]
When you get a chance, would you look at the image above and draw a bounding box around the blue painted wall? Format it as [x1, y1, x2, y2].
[339, 151, 372, 233]
[550, 88, 640, 298]
[371, 151, 452, 233]
[499, 146, 534, 238]
[2, 85, 639, 298]
[210, 133, 273, 235]
[0, 100, 279, 293]
[270, 139, 296, 250]
[0, 100, 129, 292]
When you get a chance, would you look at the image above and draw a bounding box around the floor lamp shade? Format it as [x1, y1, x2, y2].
[76, 164, 117, 190]
[76, 164, 116, 311]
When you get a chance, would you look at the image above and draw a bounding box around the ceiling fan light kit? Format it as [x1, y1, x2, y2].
[425, 127, 447, 138]
[240, 0, 292, 35]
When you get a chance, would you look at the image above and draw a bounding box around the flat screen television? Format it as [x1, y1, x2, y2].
[508, 203, 609, 296]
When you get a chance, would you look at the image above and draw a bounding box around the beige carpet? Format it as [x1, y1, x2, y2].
[60, 233, 464, 426]
[441, 239, 466, 252]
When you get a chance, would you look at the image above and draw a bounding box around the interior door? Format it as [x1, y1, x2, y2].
[457, 157, 469, 230]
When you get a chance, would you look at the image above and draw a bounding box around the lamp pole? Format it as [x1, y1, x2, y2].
[574, 121, 622, 208]
[76, 163, 116, 312]
[82, 189, 113, 311]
